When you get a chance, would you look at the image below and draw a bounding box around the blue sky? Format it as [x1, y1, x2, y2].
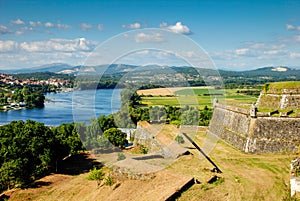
[1, 0, 300, 70]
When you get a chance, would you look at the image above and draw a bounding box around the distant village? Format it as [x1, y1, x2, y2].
[0, 73, 73, 112]
[0, 73, 71, 87]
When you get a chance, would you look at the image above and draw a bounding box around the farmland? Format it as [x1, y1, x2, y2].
[138, 87, 259, 109]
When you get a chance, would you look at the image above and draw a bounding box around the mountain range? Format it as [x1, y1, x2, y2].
[1, 63, 300, 81]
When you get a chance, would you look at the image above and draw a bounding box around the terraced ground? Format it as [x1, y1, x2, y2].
[1, 126, 296, 201]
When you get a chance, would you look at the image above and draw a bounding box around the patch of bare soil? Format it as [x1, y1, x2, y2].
[2, 152, 193, 201]
[137, 87, 185, 96]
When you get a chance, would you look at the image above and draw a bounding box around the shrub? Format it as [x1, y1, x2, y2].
[87, 167, 104, 181]
[104, 174, 114, 186]
[140, 145, 148, 154]
[117, 153, 126, 161]
[175, 135, 185, 144]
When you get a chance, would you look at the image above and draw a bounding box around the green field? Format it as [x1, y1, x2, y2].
[141, 88, 259, 108]
[174, 88, 226, 96]
[266, 81, 300, 91]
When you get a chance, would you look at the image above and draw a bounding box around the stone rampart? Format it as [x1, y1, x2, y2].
[208, 104, 300, 153]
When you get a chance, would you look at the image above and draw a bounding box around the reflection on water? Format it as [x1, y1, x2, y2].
[0, 89, 121, 126]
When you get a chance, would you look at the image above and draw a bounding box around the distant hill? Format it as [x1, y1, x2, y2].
[0, 63, 74, 74]
[1, 64, 299, 85]
[219, 66, 299, 79]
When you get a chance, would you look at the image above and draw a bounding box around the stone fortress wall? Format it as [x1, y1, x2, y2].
[208, 83, 300, 153]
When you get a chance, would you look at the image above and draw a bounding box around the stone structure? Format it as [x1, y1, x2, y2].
[257, 83, 300, 110]
[208, 83, 300, 153]
[291, 158, 300, 197]
[134, 121, 189, 158]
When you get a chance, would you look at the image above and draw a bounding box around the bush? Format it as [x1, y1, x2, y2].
[104, 174, 114, 186]
[87, 167, 104, 181]
[175, 135, 185, 144]
[117, 153, 126, 161]
[140, 145, 148, 154]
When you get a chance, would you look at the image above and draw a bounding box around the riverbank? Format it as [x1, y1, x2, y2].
[0, 89, 122, 126]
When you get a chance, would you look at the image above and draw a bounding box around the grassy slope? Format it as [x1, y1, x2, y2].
[172, 130, 294, 201]
[268, 81, 300, 90]
[3, 127, 295, 201]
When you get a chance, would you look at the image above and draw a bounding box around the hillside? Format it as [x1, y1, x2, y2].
[1, 127, 295, 201]
[2, 64, 300, 80]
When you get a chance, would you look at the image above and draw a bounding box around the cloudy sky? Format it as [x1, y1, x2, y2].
[1, 0, 300, 70]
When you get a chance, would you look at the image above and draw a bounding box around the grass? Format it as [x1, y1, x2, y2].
[3, 126, 297, 201]
[174, 88, 226, 96]
[174, 129, 295, 201]
[141, 87, 259, 108]
[267, 81, 300, 91]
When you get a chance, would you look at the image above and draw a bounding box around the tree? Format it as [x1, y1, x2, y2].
[0, 120, 84, 192]
[98, 114, 116, 132]
[181, 106, 199, 125]
[0, 120, 56, 191]
[104, 128, 128, 148]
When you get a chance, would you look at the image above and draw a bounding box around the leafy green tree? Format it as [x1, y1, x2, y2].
[0, 120, 56, 191]
[104, 128, 128, 148]
[149, 106, 167, 121]
[181, 106, 199, 125]
[98, 114, 116, 132]
[52, 123, 84, 156]
[85, 118, 102, 149]
[0, 120, 85, 192]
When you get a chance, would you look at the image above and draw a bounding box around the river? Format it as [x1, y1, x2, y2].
[0, 89, 122, 126]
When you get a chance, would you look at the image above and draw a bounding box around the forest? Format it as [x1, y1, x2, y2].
[0, 85, 45, 108]
[0, 120, 83, 192]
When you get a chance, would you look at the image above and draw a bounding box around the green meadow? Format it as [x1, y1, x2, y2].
[141, 87, 259, 109]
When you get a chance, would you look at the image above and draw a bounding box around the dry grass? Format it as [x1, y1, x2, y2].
[2, 126, 295, 201]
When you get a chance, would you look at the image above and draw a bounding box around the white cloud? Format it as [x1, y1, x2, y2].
[166, 22, 191, 35]
[11, 19, 25, 25]
[0, 25, 10, 35]
[19, 38, 97, 52]
[290, 52, 300, 59]
[97, 24, 103, 31]
[79, 23, 92, 31]
[0, 38, 100, 68]
[57, 22, 71, 29]
[134, 32, 165, 43]
[248, 42, 266, 49]
[0, 40, 18, 52]
[286, 24, 295, 30]
[263, 49, 287, 55]
[29, 21, 43, 27]
[122, 22, 141, 29]
[235, 48, 249, 55]
[14, 31, 24, 36]
[45, 22, 54, 28]
[286, 23, 300, 31]
[159, 22, 168, 28]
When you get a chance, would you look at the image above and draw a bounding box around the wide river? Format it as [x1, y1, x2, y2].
[0, 89, 122, 126]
